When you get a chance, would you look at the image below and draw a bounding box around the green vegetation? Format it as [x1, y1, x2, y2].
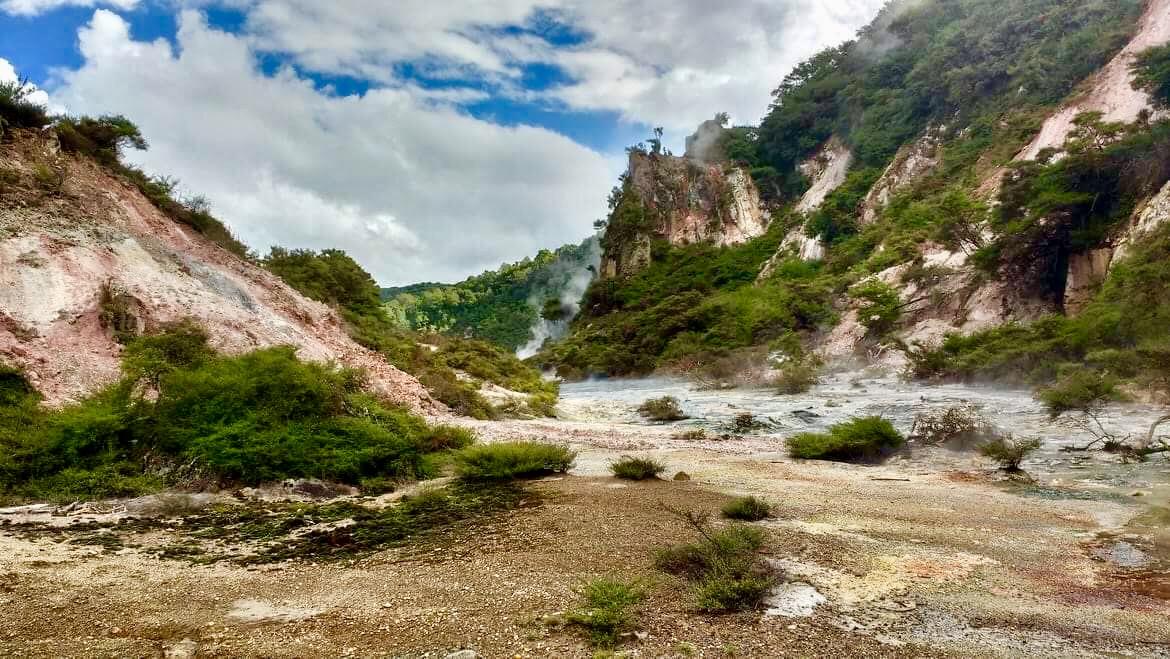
[1133, 44, 1170, 107]
[384, 238, 599, 351]
[655, 512, 776, 613]
[637, 396, 688, 422]
[52, 114, 249, 257]
[566, 579, 645, 649]
[0, 79, 51, 135]
[1036, 369, 1121, 419]
[978, 436, 1043, 473]
[453, 441, 576, 481]
[0, 322, 469, 503]
[788, 417, 905, 463]
[609, 456, 666, 481]
[262, 247, 558, 419]
[721, 496, 772, 522]
[910, 406, 998, 450]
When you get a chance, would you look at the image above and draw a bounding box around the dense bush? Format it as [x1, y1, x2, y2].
[0, 323, 468, 503]
[453, 441, 576, 481]
[0, 80, 51, 134]
[609, 456, 666, 481]
[56, 115, 148, 165]
[979, 436, 1043, 472]
[637, 396, 688, 422]
[1036, 369, 1120, 419]
[655, 515, 776, 613]
[788, 417, 905, 463]
[1133, 44, 1170, 108]
[566, 579, 645, 649]
[721, 496, 772, 521]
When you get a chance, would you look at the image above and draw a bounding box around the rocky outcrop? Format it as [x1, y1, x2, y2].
[1017, 0, 1170, 161]
[1064, 249, 1114, 315]
[796, 137, 852, 214]
[1114, 179, 1170, 262]
[0, 130, 443, 415]
[860, 126, 946, 224]
[600, 150, 767, 278]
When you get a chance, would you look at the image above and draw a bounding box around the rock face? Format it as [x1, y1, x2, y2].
[0, 130, 443, 415]
[1114, 179, 1170, 263]
[796, 137, 853, 214]
[1017, 0, 1170, 161]
[600, 150, 767, 278]
[860, 126, 945, 224]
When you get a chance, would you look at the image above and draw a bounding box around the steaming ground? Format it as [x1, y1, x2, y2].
[516, 238, 602, 359]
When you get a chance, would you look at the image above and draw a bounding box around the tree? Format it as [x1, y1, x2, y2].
[1132, 44, 1170, 108]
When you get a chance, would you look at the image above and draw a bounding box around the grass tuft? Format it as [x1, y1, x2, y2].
[721, 496, 772, 521]
[787, 416, 905, 463]
[566, 578, 645, 648]
[637, 396, 689, 422]
[454, 441, 575, 481]
[609, 456, 666, 481]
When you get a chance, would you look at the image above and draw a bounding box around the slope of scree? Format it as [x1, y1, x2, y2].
[0, 129, 443, 415]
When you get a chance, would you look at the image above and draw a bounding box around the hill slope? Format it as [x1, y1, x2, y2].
[0, 129, 442, 415]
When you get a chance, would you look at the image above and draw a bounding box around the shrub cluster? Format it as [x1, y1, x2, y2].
[788, 417, 905, 463]
[655, 516, 776, 613]
[910, 406, 1000, 450]
[721, 496, 772, 521]
[453, 441, 575, 481]
[978, 436, 1043, 473]
[0, 322, 471, 503]
[609, 456, 666, 481]
[637, 396, 688, 422]
[0, 80, 51, 135]
[566, 579, 645, 649]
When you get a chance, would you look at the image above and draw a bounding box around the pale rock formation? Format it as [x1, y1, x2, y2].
[1017, 0, 1170, 161]
[0, 131, 443, 415]
[1114, 179, 1170, 262]
[1064, 249, 1115, 315]
[600, 150, 767, 278]
[860, 126, 946, 224]
[796, 137, 853, 214]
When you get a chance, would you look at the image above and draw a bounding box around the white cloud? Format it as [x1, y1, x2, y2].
[1, 0, 137, 16]
[0, 57, 53, 109]
[215, 0, 887, 133]
[50, 10, 616, 285]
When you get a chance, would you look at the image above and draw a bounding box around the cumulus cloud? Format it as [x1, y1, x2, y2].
[0, 0, 137, 16]
[50, 10, 616, 285]
[220, 0, 887, 131]
[0, 57, 53, 109]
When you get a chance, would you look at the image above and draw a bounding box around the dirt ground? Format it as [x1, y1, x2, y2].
[1, 439, 1168, 659]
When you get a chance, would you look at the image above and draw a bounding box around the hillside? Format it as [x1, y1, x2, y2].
[385, 237, 601, 352]
[537, 0, 1170, 392]
[0, 128, 442, 415]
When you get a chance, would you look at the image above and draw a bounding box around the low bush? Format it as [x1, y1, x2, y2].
[979, 436, 1043, 472]
[0, 322, 473, 503]
[771, 356, 821, 395]
[787, 416, 905, 463]
[1036, 369, 1120, 419]
[609, 456, 666, 481]
[672, 429, 708, 441]
[721, 496, 772, 521]
[910, 406, 999, 450]
[637, 396, 688, 422]
[0, 80, 51, 133]
[655, 512, 775, 612]
[454, 441, 575, 481]
[566, 578, 645, 649]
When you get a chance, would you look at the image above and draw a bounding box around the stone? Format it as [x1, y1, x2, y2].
[673, 471, 691, 481]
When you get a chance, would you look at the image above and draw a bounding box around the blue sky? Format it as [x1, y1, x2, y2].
[0, 0, 885, 285]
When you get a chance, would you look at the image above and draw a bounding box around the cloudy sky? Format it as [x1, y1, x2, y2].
[1, 0, 886, 285]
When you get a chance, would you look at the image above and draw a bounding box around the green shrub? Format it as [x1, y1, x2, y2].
[694, 571, 777, 613]
[0, 80, 51, 133]
[850, 280, 902, 339]
[566, 579, 645, 649]
[609, 456, 666, 481]
[721, 496, 772, 521]
[787, 417, 905, 463]
[1036, 369, 1120, 419]
[56, 115, 147, 165]
[655, 514, 775, 612]
[1133, 44, 1170, 107]
[978, 436, 1043, 472]
[454, 441, 576, 481]
[771, 355, 821, 395]
[637, 396, 688, 422]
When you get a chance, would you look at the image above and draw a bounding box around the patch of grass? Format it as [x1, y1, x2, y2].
[979, 436, 1043, 473]
[453, 441, 575, 481]
[566, 578, 645, 649]
[637, 396, 688, 422]
[721, 496, 772, 521]
[31, 162, 64, 195]
[609, 456, 666, 481]
[655, 512, 776, 613]
[787, 416, 905, 463]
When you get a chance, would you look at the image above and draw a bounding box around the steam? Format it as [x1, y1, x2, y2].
[517, 237, 602, 359]
[684, 115, 729, 163]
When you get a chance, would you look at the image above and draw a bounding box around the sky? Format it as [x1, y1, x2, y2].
[0, 0, 887, 286]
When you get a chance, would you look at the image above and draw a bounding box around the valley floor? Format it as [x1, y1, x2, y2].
[1, 433, 1167, 658]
